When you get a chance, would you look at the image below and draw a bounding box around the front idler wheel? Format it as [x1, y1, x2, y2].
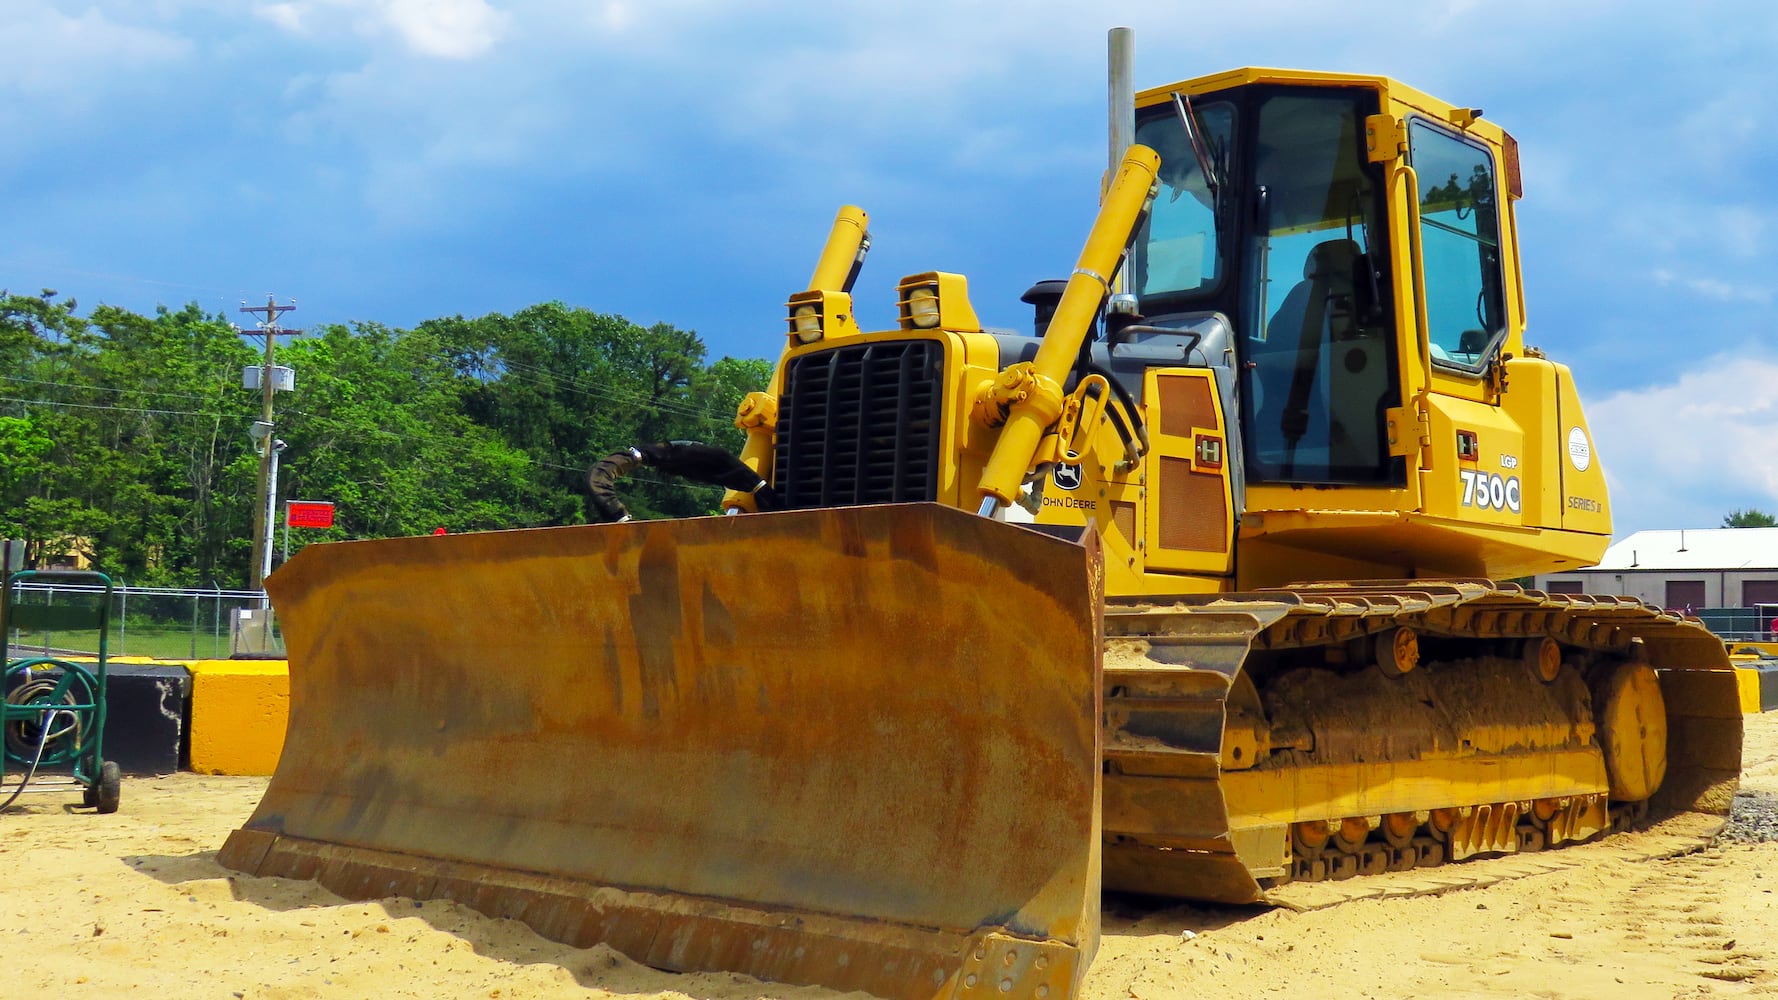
[1593, 659, 1667, 803]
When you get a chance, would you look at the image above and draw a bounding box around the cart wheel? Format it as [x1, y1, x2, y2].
[94, 761, 121, 814]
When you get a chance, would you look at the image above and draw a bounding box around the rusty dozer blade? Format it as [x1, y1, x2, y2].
[220, 503, 1104, 1000]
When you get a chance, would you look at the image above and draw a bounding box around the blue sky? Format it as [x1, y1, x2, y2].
[4, 1, 1775, 536]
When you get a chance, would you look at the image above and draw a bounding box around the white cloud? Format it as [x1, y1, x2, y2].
[216, 0, 1778, 231]
[1618, 202, 1773, 263]
[594, 2, 632, 32]
[382, 0, 507, 59]
[1651, 268, 1772, 305]
[254, 0, 508, 59]
[7, 0, 1778, 360]
[1589, 354, 1778, 533]
[255, 3, 305, 32]
[1679, 89, 1771, 177]
[0, 5, 190, 96]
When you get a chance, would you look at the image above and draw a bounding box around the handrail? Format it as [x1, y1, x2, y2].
[1396, 162, 1433, 392]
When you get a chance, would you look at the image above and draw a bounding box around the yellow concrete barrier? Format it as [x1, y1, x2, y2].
[1738, 667, 1761, 714]
[185, 658, 289, 775]
[1734, 662, 1778, 714]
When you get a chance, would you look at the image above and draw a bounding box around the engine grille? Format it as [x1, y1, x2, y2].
[774, 340, 945, 508]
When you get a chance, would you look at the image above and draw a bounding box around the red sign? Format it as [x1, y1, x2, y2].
[286, 501, 336, 529]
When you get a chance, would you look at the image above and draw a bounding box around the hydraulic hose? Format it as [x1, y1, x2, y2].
[587, 441, 786, 523]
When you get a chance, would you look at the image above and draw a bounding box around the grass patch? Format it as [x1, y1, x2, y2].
[6, 626, 259, 661]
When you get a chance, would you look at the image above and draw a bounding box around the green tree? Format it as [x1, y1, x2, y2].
[427, 305, 752, 523]
[277, 321, 539, 546]
[1722, 508, 1778, 528]
[0, 290, 772, 582]
[77, 303, 257, 585]
[0, 289, 85, 364]
[0, 291, 113, 571]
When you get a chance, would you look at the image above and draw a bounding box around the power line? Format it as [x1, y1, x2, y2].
[2, 337, 747, 429]
[1, 356, 749, 435]
[486, 356, 742, 426]
[0, 393, 235, 420]
[0, 258, 240, 299]
[0, 394, 713, 499]
[0, 374, 237, 405]
[0, 391, 742, 496]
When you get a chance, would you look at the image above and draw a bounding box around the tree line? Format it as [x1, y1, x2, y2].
[1724, 509, 1778, 528]
[0, 291, 769, 589]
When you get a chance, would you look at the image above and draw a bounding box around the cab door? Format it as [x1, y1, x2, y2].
[1405, 115, 1526, 526]
[1236, 88, 1402, 488]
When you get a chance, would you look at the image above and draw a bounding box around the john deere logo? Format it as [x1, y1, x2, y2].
[1053, 463, 1083, 491]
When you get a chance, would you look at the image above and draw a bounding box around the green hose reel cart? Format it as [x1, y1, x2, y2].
[1, 570, 120, 813]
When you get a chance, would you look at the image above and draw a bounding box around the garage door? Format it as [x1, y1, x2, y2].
[1664, 580, 1705, 612]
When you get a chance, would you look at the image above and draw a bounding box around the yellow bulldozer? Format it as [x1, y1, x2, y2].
[222, 31, 1742, 1000]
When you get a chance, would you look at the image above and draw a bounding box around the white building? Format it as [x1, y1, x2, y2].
[1534, 528, 1778, 622]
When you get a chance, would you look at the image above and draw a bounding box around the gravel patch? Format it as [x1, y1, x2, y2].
[1720, 789, 1778, 844]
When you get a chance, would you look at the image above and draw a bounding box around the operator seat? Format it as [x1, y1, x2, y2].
[1256, 238, 1361, 477]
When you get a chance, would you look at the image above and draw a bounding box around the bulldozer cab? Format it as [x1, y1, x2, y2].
[1132, 80, 1405, 488]
[1130, 74, 1522, 488]
[1118, 71, 1611, 581]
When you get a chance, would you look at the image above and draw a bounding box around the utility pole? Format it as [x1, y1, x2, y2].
[240, 295, 300, 596]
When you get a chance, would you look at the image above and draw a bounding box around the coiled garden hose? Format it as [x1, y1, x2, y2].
[0, 705, 77, 812]
[3, 673, 83, 758]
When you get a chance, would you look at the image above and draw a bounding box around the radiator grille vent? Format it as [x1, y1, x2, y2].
[774, 340, 944, 508]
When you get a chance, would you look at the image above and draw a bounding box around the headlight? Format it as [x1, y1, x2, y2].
[792, 303, 823, 343]
[906, 286, 941, 329]
[785, 289, 859, 344]
[896, 271, 981, 333]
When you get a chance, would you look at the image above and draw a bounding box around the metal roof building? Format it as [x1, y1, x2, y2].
[1535, 528, 1778, 629]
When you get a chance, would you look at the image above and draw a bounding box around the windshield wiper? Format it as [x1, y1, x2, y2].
[1170, 91, 1222, 201]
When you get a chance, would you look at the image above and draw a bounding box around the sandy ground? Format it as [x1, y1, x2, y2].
[3, 717, 1776, 1000]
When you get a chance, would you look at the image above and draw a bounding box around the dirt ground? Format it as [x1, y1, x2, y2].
[4, 715, 1776, 1000]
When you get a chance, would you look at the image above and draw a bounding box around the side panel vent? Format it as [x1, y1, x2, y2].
[775, 341, 945, 508]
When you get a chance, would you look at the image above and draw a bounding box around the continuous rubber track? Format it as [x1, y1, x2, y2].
[1100, 580, 1744, 905]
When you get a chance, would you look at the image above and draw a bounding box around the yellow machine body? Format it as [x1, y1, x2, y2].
[1026, 68, 1612, 592]
[224, 62, 1742, 1000]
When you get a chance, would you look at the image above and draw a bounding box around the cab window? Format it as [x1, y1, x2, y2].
[1131, 103, 1233, 298]
[1408, 121, 1505, 370]
[1239, 90, 1396, 484]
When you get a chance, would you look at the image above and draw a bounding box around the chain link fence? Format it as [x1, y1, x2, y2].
[1697, 607, 1778, 642]
[3, 582, 283, 660]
